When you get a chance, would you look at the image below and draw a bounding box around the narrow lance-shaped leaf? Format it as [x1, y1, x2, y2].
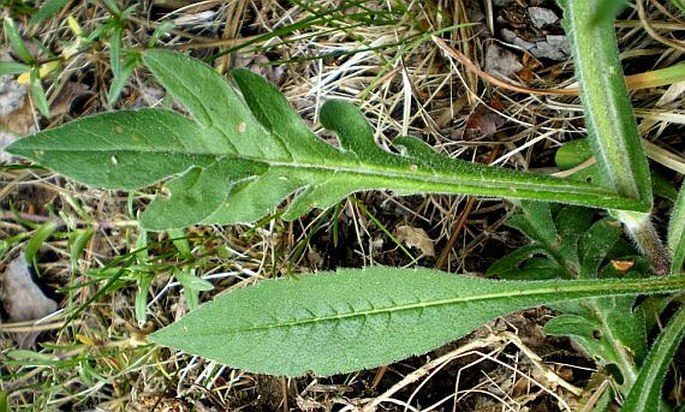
[7, 49, 647, 231]
[622, 305, 685, 411]
[668, 185, 685, 273]
[149, 267, 685, 376]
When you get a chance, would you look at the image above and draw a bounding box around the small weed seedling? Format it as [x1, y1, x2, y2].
[5, 1, 685, 410]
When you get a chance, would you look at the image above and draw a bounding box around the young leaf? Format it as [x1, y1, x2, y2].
[555, 138, 677, 201]
[3, 18, 34, 64]
[29, 68, 50, 118]
[68, 227, 94, 268]
[107, 52, 139, 106]
[0, 61, 31, 75]
[7, 49, 648, 231]
[486, 244, 564, 280]
[29, 0, 70, 27]
[577, 218, 622, 275]
[546, 296, 647, 390]
[493, 202, 586, 279]
[135, 272, 154, 327]
[109, 25, 122, 77]
[174, 269, 213, 311]
[671, 0, 685, 13]
[168, 228, 192, 260]
[25, 220, 58, 268]
[149, 267, 685, 376]
[0, 389, 7, 412]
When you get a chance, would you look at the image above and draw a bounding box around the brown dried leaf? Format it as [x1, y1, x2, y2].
[463, 98, 504, 140]
[49, 81, 90, 118]
[0, 252, 57, 348]
[394, 225, 435, 257]
[611, 259, 635, 273]
[484, 43, 524, 78]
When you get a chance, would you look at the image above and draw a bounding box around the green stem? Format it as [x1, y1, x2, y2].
[558, 0, 670, 273]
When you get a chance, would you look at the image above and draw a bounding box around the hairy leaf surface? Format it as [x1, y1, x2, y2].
[669, 185, 685, 273]
[623, 305, 685, 411]
[149, 267, 685, 376]
[7, 49, 646, 230]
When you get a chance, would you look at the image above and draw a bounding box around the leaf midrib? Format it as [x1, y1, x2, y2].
[178, 276, 685, 336]
[35, 146, 624, 196]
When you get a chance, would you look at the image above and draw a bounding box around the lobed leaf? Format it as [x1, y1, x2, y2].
[7, 49, 648, 231]
[546, 296, 646, 390]
[150, 267, 685, 376]
[6, 109, 216, 190]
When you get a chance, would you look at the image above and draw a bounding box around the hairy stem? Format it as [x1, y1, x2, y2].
[558, 0, 671, 273]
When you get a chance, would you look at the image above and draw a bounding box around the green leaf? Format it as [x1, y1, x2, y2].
[3, 18, 34, 64]
[501, 202, 586, 278]
[486, 244, 561, 280]
[107, 35, 139, 106]
[7, 50, 648, 231]
[167, 228, 192, 259]
[554, 205, 594, 244]
[109, 26, 122, 77]
[509, 201, 557, 246]
[174, 269, 213, 311]
[135, 271, 154, 327]
[546, 296, 646, 390]
[149, 267, 685, 376]
[29, 68, 50, 118]
[7, 109, 215, 190]
[107, 54, 137, 106]
[29, 0, 70, 27]
[0, 389, 7, 412]
[669, 185, 685, 273]
[25, 220, 58, 268]
[578, 218, 622, 275]
[101, 0, 122, 16]
[68, 227, 94, 268]
[622, 305, 685, 411]
[175, 270, 213, 292]
[147, 21, 175, 48]
[590, 0, 628, 27]
[0, 61, 30, 75]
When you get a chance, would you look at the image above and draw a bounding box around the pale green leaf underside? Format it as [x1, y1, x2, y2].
[149, 267, 685, 376]
[7, 49, 648, 230]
